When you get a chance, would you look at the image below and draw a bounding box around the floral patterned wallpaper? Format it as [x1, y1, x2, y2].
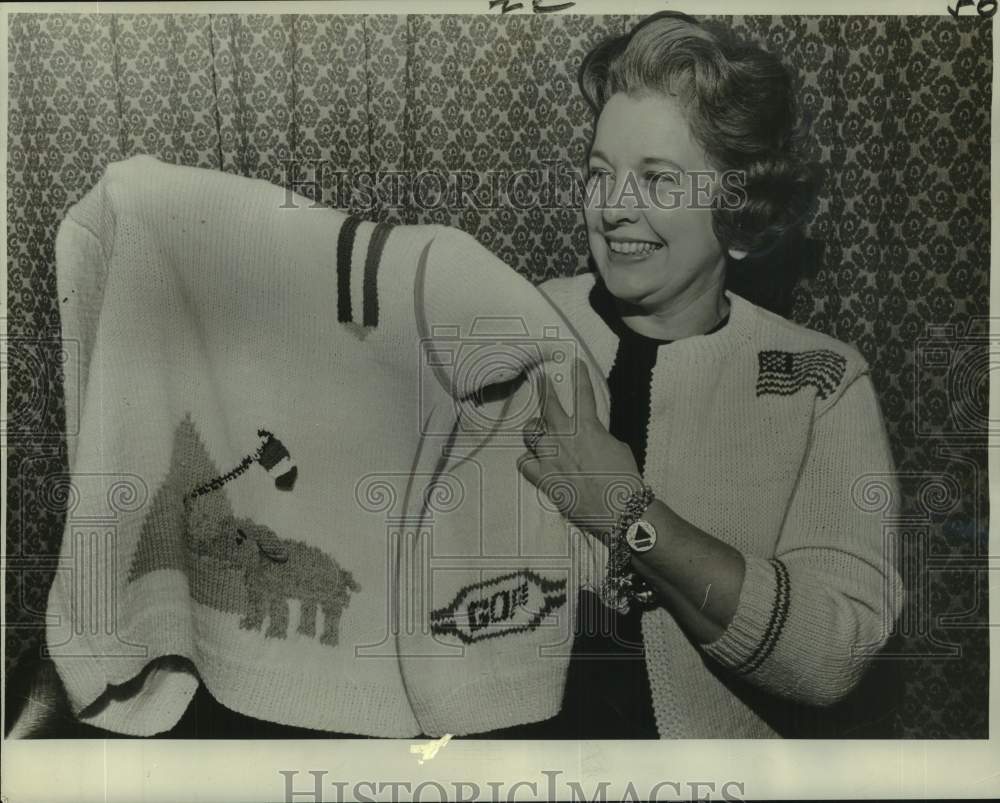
[5, 13, 991, 737]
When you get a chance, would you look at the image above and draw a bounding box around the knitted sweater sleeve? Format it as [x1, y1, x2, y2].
[699, 364, 905, 706]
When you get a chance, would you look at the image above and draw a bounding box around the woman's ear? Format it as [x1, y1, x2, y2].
[728, 248, 749, 261]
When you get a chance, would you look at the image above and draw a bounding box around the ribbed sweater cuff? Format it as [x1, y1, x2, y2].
[700, 555, 788, 674]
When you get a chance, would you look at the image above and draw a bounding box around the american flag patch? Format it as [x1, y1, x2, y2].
[756, 349, 847, 401]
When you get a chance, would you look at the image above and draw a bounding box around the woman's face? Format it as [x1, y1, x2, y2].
[584, 91, 727, 314]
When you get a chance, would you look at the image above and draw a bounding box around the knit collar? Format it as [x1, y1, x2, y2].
[586, 274, 757, 357]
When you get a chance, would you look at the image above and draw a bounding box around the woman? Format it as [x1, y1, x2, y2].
[502, 11, 904, 739]
[14, 11, 901, 742]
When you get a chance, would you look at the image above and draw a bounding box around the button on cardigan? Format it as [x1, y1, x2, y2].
[538, 271, 905, 738]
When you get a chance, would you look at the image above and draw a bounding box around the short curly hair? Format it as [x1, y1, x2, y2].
[578, 11, 821, 262]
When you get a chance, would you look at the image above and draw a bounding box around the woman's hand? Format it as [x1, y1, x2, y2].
[517, 355, 745, 644]
[516, 357, 643, 537]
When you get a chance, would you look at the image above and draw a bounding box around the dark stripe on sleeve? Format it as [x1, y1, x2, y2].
[737, 558, 791, 676]
[336, 216, 363, 323]
[363, 222, 393, 327]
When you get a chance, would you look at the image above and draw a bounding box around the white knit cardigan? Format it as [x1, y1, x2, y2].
[538, 272, 905, 738]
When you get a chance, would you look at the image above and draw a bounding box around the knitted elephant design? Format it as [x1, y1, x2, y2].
[199, 515, 361, 646]
[128, 414, 361, 648]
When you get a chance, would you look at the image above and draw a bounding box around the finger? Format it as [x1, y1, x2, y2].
[536, 363, 571, 434]
[530, 363, 554, 427]
[574, 356, 599, 422]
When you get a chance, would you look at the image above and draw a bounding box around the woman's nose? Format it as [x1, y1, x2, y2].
[599, 175, 640, 226]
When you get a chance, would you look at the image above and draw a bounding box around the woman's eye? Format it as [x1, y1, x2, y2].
[647, 171, 679, 186]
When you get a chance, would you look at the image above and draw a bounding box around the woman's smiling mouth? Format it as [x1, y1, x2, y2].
[606, 237, 664, 257]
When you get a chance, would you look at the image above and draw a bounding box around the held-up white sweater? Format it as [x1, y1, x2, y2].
[538, 272, 906, 738]
[46, 156, 615, 737]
